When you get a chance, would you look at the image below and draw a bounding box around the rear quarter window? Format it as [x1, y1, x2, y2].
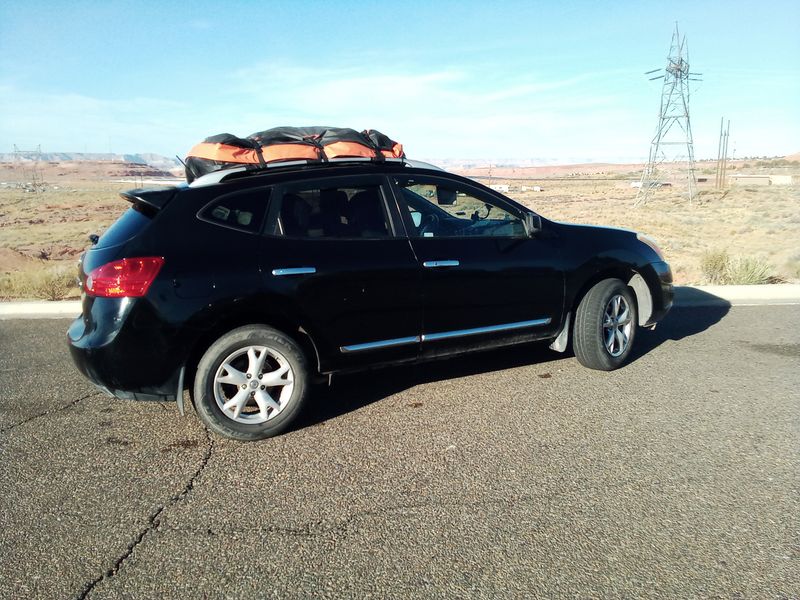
[198, 188, 271, 233]
[96, 205, 153, 249]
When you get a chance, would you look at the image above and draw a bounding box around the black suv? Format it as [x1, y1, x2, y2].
[68, 159, 672, 440]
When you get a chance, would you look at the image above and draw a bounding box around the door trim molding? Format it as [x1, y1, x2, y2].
[340, 336, 421, 353]
[421, 318, 551, 342]
[339, 318, 551, 353]
[272, 267, 316, 276]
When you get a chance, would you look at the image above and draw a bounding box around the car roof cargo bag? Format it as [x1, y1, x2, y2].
[184, 126, 405, 183]
[319, 128, 378, 160]
[363, 129, 404, 158]
[185, 134, 262, 183]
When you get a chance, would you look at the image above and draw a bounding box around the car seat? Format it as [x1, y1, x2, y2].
[348, 190, 388, 237]
[280, 193, 311, 237]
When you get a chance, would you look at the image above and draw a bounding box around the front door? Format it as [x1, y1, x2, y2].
[390, 174, 564, 357]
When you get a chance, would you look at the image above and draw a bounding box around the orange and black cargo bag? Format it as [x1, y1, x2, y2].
[184, 126, 404, 183]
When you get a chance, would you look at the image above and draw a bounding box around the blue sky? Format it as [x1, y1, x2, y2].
[1, 0, 798, 162]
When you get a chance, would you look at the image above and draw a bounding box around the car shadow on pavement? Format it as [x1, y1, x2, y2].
[628, 303, 730, 364]
[296, 300, 731, 431]
[296, 341, 566, 431]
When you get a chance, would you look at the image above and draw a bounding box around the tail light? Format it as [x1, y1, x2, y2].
[85, 257, 164, 298]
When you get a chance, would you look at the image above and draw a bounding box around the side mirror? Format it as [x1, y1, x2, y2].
[523, 212, 542, 237]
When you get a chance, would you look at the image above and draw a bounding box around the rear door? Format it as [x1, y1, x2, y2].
[260, 174, 422, 371]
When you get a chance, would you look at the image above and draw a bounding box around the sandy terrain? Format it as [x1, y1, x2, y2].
[506, 179, 799, 284]
[1, 158, 797, 298]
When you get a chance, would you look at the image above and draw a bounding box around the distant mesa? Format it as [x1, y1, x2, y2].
[0, 152, 181, 172]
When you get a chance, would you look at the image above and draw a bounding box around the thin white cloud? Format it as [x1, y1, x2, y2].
[2, 59, 795, 161]
[214, 62, 630, 158]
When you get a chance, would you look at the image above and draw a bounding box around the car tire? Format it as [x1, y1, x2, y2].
[193, 325, 309, 441]
[573, 278, 637, 371]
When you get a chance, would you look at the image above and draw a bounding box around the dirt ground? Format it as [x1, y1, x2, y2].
[502, 178, 800, 284]
[0, 160, 798, 298]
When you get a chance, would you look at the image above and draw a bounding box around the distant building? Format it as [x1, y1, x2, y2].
[630, 180, 671, 188]
[489, 184, 510, 193]
[769, 175, 794, 186]
[731, 174, 793, 186]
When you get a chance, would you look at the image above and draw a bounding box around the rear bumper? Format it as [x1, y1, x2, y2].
[66, 297, 182, 401]
[68, 341, 180, 401]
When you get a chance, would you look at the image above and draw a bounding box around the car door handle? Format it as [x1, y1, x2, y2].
[271, 267, 317, 276]
[422, 260, 459, 268]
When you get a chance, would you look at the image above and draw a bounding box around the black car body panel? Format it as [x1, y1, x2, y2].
[67, 161, 673, 402]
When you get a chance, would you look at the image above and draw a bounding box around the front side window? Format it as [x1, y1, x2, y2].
[394, 178, 526, 238]
[198, 188, 271, 233]
[277, 184, 391, 239]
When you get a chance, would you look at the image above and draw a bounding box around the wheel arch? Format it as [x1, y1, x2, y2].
[568, 266, 652, 327]
[183, 310, 322, 404]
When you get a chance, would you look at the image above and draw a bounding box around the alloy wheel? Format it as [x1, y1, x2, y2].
[602, 294, 633, 357]
[213, 345, 294, 424]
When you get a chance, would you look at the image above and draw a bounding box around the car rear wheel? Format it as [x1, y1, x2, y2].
[573, 278, 637, 371]
[193, 325, 309, 441]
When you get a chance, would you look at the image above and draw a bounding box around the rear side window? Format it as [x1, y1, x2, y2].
[96, 205, 153, 249]
[199, 188, 271, 233]
[277, 184, 391, 239]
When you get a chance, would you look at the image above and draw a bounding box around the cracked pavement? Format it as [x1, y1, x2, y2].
[0, 308, 798, 598]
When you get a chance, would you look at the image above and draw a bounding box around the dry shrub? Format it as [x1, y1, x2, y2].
[0, 272, 33, 299]
[33, 268, 77, 300]
[726, 256, 774, 285]
[786, 254, 800, 280]
[700, 250, 775, 285]
[0, 267, 77, 300]
[700, 250, 730, 284]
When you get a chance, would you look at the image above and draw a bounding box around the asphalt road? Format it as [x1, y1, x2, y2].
[1, 306, 798, 599]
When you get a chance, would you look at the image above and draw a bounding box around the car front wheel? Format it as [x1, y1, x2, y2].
[573, 278, 637, 371]
[193, 325, 309, 441]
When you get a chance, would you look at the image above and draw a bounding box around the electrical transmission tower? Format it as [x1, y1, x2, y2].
[13, 144, 45, 192]
[636, 24, 702, 206]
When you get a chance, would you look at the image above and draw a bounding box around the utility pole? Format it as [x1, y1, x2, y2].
[715, 118, 731, 190]
[721, 120, 730, 188]
[636, 23, 702, 205]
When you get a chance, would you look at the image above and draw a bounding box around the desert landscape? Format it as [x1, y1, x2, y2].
[0, 155, 798, 299]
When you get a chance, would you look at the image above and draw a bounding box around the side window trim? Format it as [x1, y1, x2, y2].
[264, 184, 285, 236]
[382, 174, 412, 239]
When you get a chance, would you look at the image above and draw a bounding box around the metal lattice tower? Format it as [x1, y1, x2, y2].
[13, 144, 45, 192]
[636, 24, 702, 205]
